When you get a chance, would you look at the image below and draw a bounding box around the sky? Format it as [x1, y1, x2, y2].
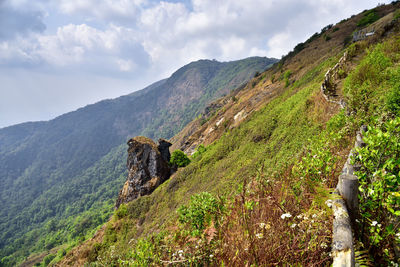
[0, 0, 390, 128]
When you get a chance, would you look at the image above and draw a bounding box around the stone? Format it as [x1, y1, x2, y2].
[158, 138, 172, 163]
[332, 191, 355, 267]
[115, 136, 171, 208]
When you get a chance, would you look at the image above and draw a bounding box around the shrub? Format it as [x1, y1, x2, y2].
[324, 34, 331, 41]
[170, 150, 191, 167]
[284, 70, 292, 87]
[357, 10, 380, 27]
[386, 67, 400, 116]
[177, 192, 225, 236]
[354, 117, 400, 264]
[43, 253, 56, 266]
[115, 204, 127, 219]
[191, 144, 206, 159]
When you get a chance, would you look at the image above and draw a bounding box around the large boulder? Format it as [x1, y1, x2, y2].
[115, 136, 172, 208]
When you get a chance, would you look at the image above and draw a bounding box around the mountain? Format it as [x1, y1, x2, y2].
[55, 2, 400, 266]
[0, 56, 277, 265]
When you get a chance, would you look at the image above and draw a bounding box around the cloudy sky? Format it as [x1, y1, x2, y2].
[0, 0, 389, 128]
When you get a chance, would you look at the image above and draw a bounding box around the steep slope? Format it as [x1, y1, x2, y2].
[0, 57, 277, 266]
[57, 3, 400, 266]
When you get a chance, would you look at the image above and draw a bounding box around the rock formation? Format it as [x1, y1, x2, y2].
[115, 136, 172, 208]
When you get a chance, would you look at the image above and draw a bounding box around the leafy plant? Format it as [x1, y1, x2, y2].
[177, 192, 225, 236]
[170, 150, 191, 167]
[354, 117, 400, 263]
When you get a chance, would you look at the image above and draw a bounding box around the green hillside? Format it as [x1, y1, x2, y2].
[57, 3, 400, 266]
[0, 57, 277, 266]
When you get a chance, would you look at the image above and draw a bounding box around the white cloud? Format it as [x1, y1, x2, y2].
[0, 0, 393, 127]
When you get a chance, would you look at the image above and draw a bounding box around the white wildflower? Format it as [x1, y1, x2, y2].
[281, 213, 292, 219]
[210, 254, 214, 258]
[256, 233, 264, 239]
[296, 214, 303, 219]
[325, 199, 333, 208]
[320, 242, 328, 249]
[291, 223, 297, 228]
[259, 222, 266, 229]
[371, 221, 378, 226]
[311, 220, 315, 223]
[312, 214, 317, 218]
[303, 216, 309, 221]
[396, 232, 400, 238]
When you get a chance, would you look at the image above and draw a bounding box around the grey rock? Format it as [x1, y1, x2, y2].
[115, 136, 171, 208]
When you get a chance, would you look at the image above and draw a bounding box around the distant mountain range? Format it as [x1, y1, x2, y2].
[0, 56, 277, 264]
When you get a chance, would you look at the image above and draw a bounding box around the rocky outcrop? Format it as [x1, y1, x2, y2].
[115, 137, 172, 208]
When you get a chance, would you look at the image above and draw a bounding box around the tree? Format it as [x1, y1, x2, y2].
[170, 150, 190, 168]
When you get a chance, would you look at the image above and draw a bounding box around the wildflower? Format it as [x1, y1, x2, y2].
[281, 213, 292, 219]
[291, 223, 297, 228]
[296, 214, 303, 219]
[209, 254, 214, 258]
[311, 220, 315, 223]
[396, 232, 400, 238]
[325, 199, 333, 208]
[256, 233, 264, 239]
[312, 214, 317, 218]
[371, 221, 378, 226]
[259, 222, 271, 230]
[320, 242, 328, 249]
[303, 216, 309, 221]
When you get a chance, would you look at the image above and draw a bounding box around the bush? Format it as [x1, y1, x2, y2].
[354, 117, 400, 264]
[177, 192, 225, 236]
[323, 34, 331, 41]
[191, 144, 207, 159]
[42, 253, 56, 266]
[284, 70, 292, 87]
[170, 150, 191, 167]
[115, 204, 127, 219]
[386, 67, 400, 116]
[357, 10, 380, 27]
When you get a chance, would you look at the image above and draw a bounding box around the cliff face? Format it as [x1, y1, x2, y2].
[115, 137, 172, 208]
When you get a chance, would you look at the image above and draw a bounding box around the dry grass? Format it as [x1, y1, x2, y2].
[217, 170, 333, 266]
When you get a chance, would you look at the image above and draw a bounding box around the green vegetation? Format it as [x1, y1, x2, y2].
[67, 21, 400, 265]
[170, 150, 191, 168]
[75, 51, 342, 265]
[357, 9, 380, 27]
[0, 57, 275, 266]
[343, 36, 400, 264]
[354, 118, 400, 261]
[283, 69, 292, 87]
[191, 144, 207, 159]
[177, 192, 225, 236]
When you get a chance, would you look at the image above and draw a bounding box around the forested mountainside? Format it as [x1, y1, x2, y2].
[56, 2, 400, 266]
[0, 56, 277, 266]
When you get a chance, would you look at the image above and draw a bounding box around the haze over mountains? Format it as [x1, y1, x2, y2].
[0, 56, 277, 264]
